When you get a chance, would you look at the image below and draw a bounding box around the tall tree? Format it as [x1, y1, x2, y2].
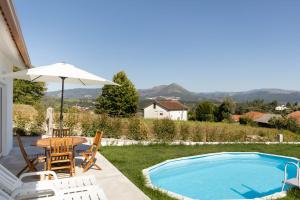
[13, 67, 46, 105]
[195, 101, 216, 122]
[216, 98, 236, 121]
[95, 71, 139, 116]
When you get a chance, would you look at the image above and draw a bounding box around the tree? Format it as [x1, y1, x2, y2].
[216, 98, 236, 121]
[95, 71, 139, 116]
[195, 101, 216, 122]
[13, 67, 46, 105]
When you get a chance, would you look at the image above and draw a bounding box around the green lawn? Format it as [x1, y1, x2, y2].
[101, 144, 300, 200]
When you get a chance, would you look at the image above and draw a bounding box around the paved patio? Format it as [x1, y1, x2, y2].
[0, 136, 150, 200]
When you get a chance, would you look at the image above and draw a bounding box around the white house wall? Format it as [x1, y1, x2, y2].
[169, 110, 188, 121]
[0, 12, 26, 156]
[144, 104, 170, 119]
[144, 104, 188, 121]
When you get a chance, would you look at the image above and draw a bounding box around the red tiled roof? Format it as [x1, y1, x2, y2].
[231, 115, 241, 122]
[288, 111, 300, 124]
[244, 111, 266, 120]
[156, 100, 188, 111]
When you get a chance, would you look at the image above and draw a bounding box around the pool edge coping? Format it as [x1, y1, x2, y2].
[142, 152, 297, 200]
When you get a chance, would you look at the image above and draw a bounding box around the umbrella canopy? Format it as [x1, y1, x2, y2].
[0, 62, 118, 129]
[1, 62, 117, 86]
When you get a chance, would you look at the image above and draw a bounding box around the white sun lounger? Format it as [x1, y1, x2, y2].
[282, 161, 300, 191]
[0, 164, 106, 200]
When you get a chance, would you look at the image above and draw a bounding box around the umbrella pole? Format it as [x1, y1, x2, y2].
[59, 77, 66, 130]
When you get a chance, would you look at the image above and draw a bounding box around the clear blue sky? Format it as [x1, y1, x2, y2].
[14, 0, 300, 92]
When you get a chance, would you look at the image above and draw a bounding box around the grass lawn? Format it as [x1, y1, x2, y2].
[101, 144, 300, 200]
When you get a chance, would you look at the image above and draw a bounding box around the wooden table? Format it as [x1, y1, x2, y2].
[32, 137, 87, 148]
[31, 137, 88, 173]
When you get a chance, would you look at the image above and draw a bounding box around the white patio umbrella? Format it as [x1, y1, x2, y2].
[0, 62, 118, 128]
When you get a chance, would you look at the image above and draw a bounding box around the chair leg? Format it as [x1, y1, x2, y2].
[17, 165, 28, 177]
[94, 163, 101, 170]
[83, 159, 94, 173]
[83, 158, 101, 172]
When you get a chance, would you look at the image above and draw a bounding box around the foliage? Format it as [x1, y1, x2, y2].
[13, 67, 47, 105]
[195, 101, 216, 122]
[13, 104, 45, 136]
[80, 113, 97, 137]
[239, 116, 257, 126]
[216, 98, 236, 121]
[95, 71, 139, 117]
[235, 99, 279, 114]
[64, 107, 79, 133]
[269, 117, 300, 134]
[153, 119, 176, 141]
[29, 103, 46, 135]
[128, 118, 148, 140]
[95, 114, 122, 138]
[179, 122, 190, 140]
[102, 144, 300, 200]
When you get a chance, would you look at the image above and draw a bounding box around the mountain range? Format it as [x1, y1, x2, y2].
[46, 83, 300, 103]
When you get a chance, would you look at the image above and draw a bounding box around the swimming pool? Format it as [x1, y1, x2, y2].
[143, 152, 299, 200]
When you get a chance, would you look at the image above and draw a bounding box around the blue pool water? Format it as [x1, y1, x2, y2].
[148, 153, 299, 200]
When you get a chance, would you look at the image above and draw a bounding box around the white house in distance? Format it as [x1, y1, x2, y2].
[0, 0, 31, 156]
[143, 100, 188, 121]
[275, 105, 288, 111]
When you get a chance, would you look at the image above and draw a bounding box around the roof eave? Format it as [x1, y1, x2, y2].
[0, 0, 31, 68]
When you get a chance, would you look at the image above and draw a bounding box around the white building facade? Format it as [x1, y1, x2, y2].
[143, 101, 188, 121]
[0, 0, 30, 156]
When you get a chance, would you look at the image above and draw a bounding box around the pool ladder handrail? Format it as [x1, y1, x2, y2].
[282, 161, 300, 191]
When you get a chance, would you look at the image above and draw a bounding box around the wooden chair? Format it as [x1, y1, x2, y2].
[80, 131, 103, 172]
[47, 138, 74, 176]
[52, 128, 71, 137]
[16, 134, 46, 177]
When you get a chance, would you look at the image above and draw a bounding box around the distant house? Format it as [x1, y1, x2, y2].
[275, 105, 288, 111]
[143, 100, 188, 121]
[287, 111, 300, 124]
[241, 111, 281, 127]
[244, 111, 266, 120]
[254, 113, 281, 127]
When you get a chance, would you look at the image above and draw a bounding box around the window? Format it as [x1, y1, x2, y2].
[153, 103, 156, 109]
[160, 111, 163, 116]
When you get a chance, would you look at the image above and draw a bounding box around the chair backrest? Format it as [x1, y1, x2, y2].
[91, 131, 103, 152]
[0, 164, 21, 195]
[52, 128, 71, 137]
[50, 138, 74, 154]
[16, 134, 36, 172]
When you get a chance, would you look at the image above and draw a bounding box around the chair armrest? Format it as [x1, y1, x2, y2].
[11, 186, 57, 199]
[19, 171, 58, 181]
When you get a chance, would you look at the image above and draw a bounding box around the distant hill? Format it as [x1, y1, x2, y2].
[46, 84, 300, 103]
[47, 88, 101, 99]
[139, 83, 199, 101]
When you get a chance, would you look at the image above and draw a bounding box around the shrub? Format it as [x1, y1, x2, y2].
[128, 118, 148, 140]
[239, 116, 257, 126]
[96, 115, 122, 138]
[191, 125, 205, 142]
[81, 112, 97, 137]
[13, 112, 30, 135]
[195, 101, 216, 122]
[153, 119, 176, 141]
[29, 103, 46, 136]
[64, 107, 79, 133]
[269, 117, 300, 134]
[179, 122, 190, 140]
